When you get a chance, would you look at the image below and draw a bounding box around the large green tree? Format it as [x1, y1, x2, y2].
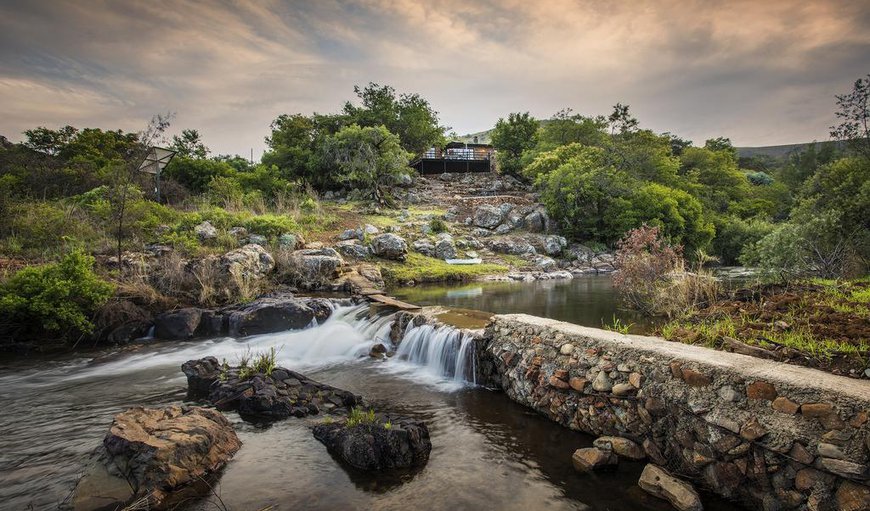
[491, 112, 539, 177]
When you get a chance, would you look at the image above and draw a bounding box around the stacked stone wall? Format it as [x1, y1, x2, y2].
[479, 314, 870, 510]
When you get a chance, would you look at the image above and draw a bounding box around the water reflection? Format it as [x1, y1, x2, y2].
[390, 275, 656, 334]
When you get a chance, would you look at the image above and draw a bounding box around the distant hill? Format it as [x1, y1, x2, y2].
[455, 124, 839, 162]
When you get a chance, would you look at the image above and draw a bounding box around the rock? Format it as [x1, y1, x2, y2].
[747, 380, 778, 400]
[549, 375, 571, 389]
[592, 371, 612, 392]
[772, 396, 800, 414]
[181, 356, 222, 397]
[801, 402, 834, 418]
[313, 415, 432, 470]
[817, 458, 868, 479]
[434, 238, 457, 259]
[370, 233, 408, 261]
[494, 223, 513, 235]
[154, 308, 203, 340]
[369, 343, 387, 359]
[202, 360, 363, 420]
[594, 436, 646, 460]
[572, 447, 618, 472]
[740, 418, 768, 441]
[524, 210, 546, 232]
[488, 238, 535, 255]
[363, 224, 379, 235]
[228, 226, 248, 239]
[227, 296, 317, 336]
[542, 235, 567, 256]
[569, 377, 588, 392]
[412, 239, 435, 257]
[339, 228, 362, 241]
[195, 220, 218, 241]
[560, 343, 574, 355]
[835, 481, 870, 511]
[335, 240, 370, 260]
[533, 255, 557, 271]
[629, 372, 644, 388]
[473, 204, 505, 229]
[681, 368, 712, 387]
[638, 464, 703, 511]
[293, 248, 345, 282]
[718, 385, 741, 402]
[247, 233, 267, 245]
[221, 243, 275, 281]
[72, 406, 240, 511]
[612, 383, 635, 396]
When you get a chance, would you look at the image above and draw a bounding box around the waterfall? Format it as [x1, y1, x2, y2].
[393, 323, 477, 385]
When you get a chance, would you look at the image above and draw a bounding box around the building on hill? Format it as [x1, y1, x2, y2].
[411, 141, 494, 174]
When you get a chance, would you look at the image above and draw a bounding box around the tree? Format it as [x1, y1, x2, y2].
[343, 83, 446, 154]
[831, 74, 870, 159]
[169, 129, 210, 159]
[538, 109, 608, 148]
[607, 103, 638, 135]
[704, 137, 737, 159]
[23, 125, 78, 156]
[323, 125, 410, 205]
[491, 112, 539, 177]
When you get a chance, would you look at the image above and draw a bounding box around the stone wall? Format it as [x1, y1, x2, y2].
[478, 314, 870, 511]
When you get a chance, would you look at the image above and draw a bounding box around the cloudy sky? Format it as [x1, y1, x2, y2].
[1, 0, 868, 157]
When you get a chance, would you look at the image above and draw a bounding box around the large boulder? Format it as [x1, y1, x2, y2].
[221, 243, 275, 278]
[638, 464, 703, 511]
[412, 239, 435, 257]
[473, 204, 504, 229]
[488, 238, 536, 255]
[542, 235, 567, 256]
[434, 237, 457, 260]
[181, 356, 222, 397]
[154, 308, 203, 340]
[523, 209, 548, 232]
[227, 296, 317, 337]
[293, 248, 344, 282]
[313, 415, 432, 470]
[335, 240, 370, 260]
[370, 233, 408, 261]
[72, 406, 240, 511]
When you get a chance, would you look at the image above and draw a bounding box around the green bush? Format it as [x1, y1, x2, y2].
[0, 252, 114, 341]
[0, 201, 102, 257]
[712, 215, 774, 265]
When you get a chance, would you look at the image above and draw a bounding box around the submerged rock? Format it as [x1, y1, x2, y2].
[313, 415, 432, 470]
[72, 406, 240, 511]
[638, 464, 703, 511]
[572, 446, 618, 472]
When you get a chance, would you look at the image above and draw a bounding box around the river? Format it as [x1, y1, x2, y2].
[0, 301, 729, 510]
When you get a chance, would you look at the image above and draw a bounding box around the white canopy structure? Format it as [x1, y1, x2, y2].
[137, 146, 176, 201]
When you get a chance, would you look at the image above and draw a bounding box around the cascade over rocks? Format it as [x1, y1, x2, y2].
[72, 406, 240, 511]
[313, 415, 432, 470]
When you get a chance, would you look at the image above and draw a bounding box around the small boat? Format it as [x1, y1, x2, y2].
[445, 258, 483, 265]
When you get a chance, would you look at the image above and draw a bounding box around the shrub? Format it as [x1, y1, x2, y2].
[747, 171, 774, 186]
[0, 252, 114, 341]
[612, 225, 682, 315]
[429, 217, 448, 234]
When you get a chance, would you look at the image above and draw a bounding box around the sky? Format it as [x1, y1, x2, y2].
[1, 0, 869, 157]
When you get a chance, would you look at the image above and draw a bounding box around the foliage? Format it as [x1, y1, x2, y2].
[603, 315, 633, 334]
[711, 215, 774, 266]
[747, 171, 773, 186]
[346, 407, 378, 428]
[169, 129, 210, 159]
[429, 217, 448, 234]
[0, 251, 114, 341]
[322, 124, 411, 205]
[491, 112, 539, 176]
[343, 83, 446, 154]
[612, 225, 683, 315]
[611, 182, 714, 253]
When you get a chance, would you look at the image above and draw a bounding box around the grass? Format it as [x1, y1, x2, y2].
[603, 315, 633, 335]
[236, 346, 280, 380]
[379, 253, 507, 284]
[346, 407, 377, 427]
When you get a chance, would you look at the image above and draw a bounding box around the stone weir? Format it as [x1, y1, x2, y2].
[477, 314, 870, 511]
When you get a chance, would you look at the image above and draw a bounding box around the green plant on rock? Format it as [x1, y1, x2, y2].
[346, 407, 377, 428]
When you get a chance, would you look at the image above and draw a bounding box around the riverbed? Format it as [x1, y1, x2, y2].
[0, 305, 729, 511]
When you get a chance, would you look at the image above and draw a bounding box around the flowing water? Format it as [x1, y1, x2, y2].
[390, 275, 656, 333]
[0, 305, 728, 511]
